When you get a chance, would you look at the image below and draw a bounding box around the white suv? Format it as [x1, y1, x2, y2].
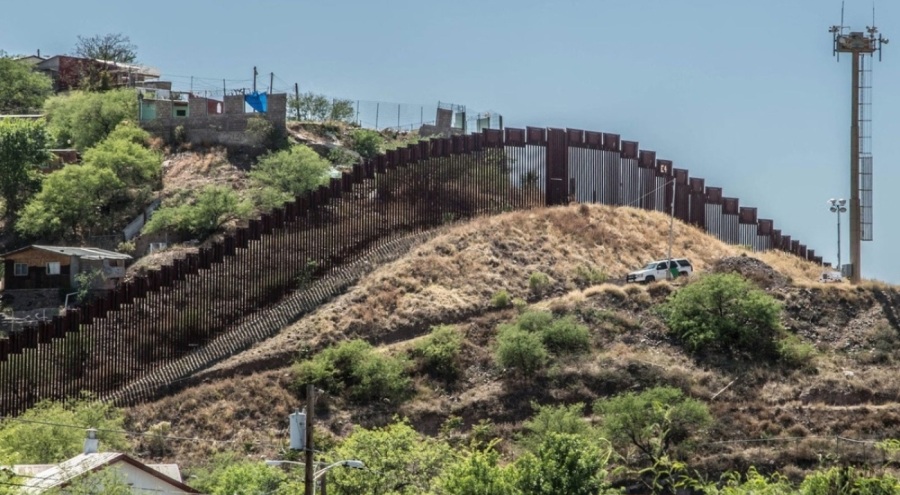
[625, 258, 693, 283]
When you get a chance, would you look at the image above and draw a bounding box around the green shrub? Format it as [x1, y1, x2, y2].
[660, 273, 783, 358]
[520, 402, 596, 452]
[512, 297, 528, 313]
[143, 185, 252, 239]
[293, 339, 410, 404]
[778, 334, 816, 369]
[528, 271, 551, 297]
[43, 88, 137, 150]
[542, 316, 591, 355]
[249, 144, 330, 208]
[574, 264, 607, 287]
[412, 325, 463, 382]
[350, 129, 384, 161]
[491, 289, 511, 308]
[495, 325, 548, 376]
[516, 310, 553, 333]
[595, 386, 712, 462]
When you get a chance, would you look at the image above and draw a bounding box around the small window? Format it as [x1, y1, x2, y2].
[656, 263, 667, 270]
[175, 109, 187, 117]
[677, 259, 692, 267]
[14, 263, 28, 276]
[47, 262, 61, 275]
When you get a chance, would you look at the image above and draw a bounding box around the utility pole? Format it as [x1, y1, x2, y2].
[305, 384, 316, 495]
[253, 66, 258, 93]
[269, 72, 274, 95]
[295, 83, 301, 120]
[667, 177, 675, 279]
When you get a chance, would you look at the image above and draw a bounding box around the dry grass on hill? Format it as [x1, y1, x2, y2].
[204, 203, 826, 374]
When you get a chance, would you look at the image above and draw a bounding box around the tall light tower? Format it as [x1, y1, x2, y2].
[829, 11, 887, 283]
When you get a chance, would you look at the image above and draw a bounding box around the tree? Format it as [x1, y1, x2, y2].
[249, 144, 331, 209]
[16, 164, 122, 241]
[331, 98, 355, 122]
[434, 446, 517, 495]
[143, 185, 252, 239]
[74, 33, 138, 63]
[0, 118, 49, 223]
[350, 129, 384, 160]
[0, 396, 127, 465]
[595, 386, 712, 464]
[190, 454, 287, 495]
[81, 122, 161, 188]
[43, 89, 137, 150]
[660, 273, 783, 358]
[519, 403, 597, 452]
[494, 324, 547, 377]
[0, 55, 53, 113]
[288, 91, 330, 121]
[513, 433, 618, 495]
[329, 419, 452, 495]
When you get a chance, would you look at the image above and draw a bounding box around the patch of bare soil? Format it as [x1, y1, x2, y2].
[711, 255, 790, 289]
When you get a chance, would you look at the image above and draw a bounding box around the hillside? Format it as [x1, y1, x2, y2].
[123, 204, 900, 480]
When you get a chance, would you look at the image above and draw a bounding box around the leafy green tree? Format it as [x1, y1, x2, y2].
[660, 273, 783, 357]
[411, 325, 464, 382]
[190, 455, 287, 495]
[74, 33, 138, 63]
[82, 122, 161, 188]
[288, 91, 330, 121]
[0, 118, 50, 223]
[329, 419, 452, 495]
[519, 402, 597, 452]
[0, 396, 127, 464]
[434, 446, 517, 495]
[494, 324, 547, 377]
[16, 164, 122, 241]
[350, 129, 384, 160]
[249, 144, 331, 209]
[0, 55, 53, 113]
[331, 98, 356, 122]
[513, 433, 618, 495]
[595, 386, 712, 463]
[294, 339, 411, 404]
[43, 89, 137, 149]
[143, 185, 252, 239]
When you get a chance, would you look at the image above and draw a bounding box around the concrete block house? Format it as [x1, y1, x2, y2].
[0, 245, 131, 312]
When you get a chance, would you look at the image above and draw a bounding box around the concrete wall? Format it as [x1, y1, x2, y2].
[139, 93, 287, 148]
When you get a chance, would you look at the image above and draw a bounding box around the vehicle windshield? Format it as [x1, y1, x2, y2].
[644, 262, 659, 270]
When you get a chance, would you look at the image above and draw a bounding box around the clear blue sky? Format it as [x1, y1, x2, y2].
[4, 0, 900, 282]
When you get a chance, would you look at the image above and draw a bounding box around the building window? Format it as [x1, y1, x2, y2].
[175, 109, 187, 117]
[47, 262, 61, 275]
[14, 263, 28, 276]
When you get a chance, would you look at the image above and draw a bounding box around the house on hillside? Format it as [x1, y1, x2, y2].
[34, 55, 160, 92]
[10, 430, 198, 494]
[0, 245, 131, 312]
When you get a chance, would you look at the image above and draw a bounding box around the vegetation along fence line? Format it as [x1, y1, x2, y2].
[0, 126, 821, 416]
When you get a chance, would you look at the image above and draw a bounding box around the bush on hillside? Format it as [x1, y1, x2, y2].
[528, 271, 551, 297]
[411, 325, 464, 382]
[491, 289, 511, 308]
[248, 144, 331, 210]
[143, 185, 252, 239]
[82, 122, 162, 189]
[43, 88, 137, 150]
[349, 129, 384, 161]
[495, 324, 548, 377]
[541, 316, 591, 355]
[293, 339, 411, 404]
[660, 273, 783, 358]
[595, 386, 712, 463]
[519, 402, 597, 452]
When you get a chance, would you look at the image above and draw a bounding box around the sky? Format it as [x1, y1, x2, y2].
[3, 0, 900, 282]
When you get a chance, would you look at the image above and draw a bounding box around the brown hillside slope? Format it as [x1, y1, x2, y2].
[125, 204, 900, 476]
[196, 203, 822, 375]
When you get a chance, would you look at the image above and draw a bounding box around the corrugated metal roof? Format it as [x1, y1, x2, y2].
[31, 245, 132, 260]
[15, 453, 194, 493]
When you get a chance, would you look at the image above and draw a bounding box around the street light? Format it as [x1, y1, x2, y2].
[828, 198, 848, 271]
[265, 459, 366, 494]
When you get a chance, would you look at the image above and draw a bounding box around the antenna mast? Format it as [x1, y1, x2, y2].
[829, 8, 888, 283]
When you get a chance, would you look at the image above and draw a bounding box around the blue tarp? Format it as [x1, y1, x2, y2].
[244, 92, 268, 113]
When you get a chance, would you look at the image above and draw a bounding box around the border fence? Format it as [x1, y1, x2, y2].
[0, 126, 821, 416]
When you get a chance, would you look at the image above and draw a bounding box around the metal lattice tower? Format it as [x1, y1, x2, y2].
[829, 10, 887, 283]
